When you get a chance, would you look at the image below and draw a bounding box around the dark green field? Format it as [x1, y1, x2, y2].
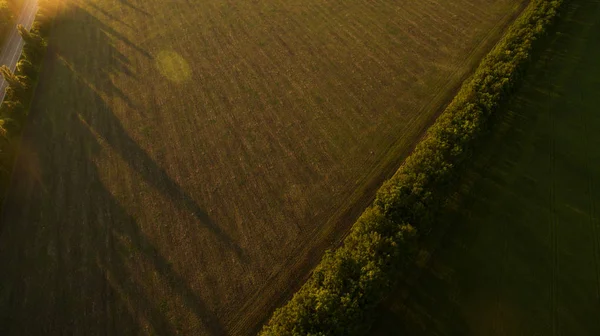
[372, 0, 600, 334]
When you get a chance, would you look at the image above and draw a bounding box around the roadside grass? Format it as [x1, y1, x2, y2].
[371, 0, 600, 334]
[0, 0, 525, 334]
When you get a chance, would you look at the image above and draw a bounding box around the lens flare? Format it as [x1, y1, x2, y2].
[155, 50, 191, 84]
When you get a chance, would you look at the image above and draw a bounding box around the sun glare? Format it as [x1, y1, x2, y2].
[155, 50, 191, 84]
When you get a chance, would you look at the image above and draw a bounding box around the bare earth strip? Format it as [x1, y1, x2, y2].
[0, 0, 524, 334]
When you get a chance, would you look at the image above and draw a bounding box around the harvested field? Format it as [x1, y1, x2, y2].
[0, 0, 524, 334]
[372, 0, 600, 334]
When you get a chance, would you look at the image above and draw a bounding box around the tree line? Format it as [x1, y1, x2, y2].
[0, 0, 52, 201]
[260, 0, 565, 335]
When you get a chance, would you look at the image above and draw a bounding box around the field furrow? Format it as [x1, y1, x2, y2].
[0, 0, 526, 334]
[583, 78, 600, 302]
[593, 178, 600, 301]
[549, 83, 558, 336]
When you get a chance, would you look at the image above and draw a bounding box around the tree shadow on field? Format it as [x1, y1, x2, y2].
[118, 0, 150, 17]
[86, 1, 134, 30]
[370, 108, 552, 335]
[370, 0, 600, 334]
[50, 2, 245, 261]
[0, 3, 244, 336]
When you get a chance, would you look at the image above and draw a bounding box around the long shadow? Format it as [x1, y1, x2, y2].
[371, 112, 552, 334]
[371, 0, 600, 334]
[53, 3, 245, 261]
[0, 2, 240, 335]
[1, 77, 226, 333]
[87, 1, 134, 29]
[118, 0, 150, 17]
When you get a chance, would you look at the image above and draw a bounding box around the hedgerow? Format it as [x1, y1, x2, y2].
[260, 0, 564, 335]
[0, 0, 53, 199]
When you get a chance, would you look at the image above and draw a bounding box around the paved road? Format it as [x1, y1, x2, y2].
[0, 0, 38, 105]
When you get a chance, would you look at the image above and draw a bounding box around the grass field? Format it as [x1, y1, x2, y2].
[0, 0, 525, 334]
[371, 0, 600, 334]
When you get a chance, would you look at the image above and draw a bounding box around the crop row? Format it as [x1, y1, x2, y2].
[260, 0, 564, 335]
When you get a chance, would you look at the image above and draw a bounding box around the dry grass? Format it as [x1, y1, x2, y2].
[0, 0, 524, 334]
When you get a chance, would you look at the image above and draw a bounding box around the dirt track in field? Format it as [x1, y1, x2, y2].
[0, 0, 525, 334]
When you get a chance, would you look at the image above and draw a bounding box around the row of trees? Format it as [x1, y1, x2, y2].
[0, 0, 52, 200]
[260, 0, 565, 335]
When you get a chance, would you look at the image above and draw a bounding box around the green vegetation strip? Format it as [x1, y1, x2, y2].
[0, 0, 51, 198]
[260, 0, 564, 335]
[372, 0, 600, 332]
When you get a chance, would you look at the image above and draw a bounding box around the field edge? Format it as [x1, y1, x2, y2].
[228, 2, 529, 335]
[258, 0, 565, 335]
